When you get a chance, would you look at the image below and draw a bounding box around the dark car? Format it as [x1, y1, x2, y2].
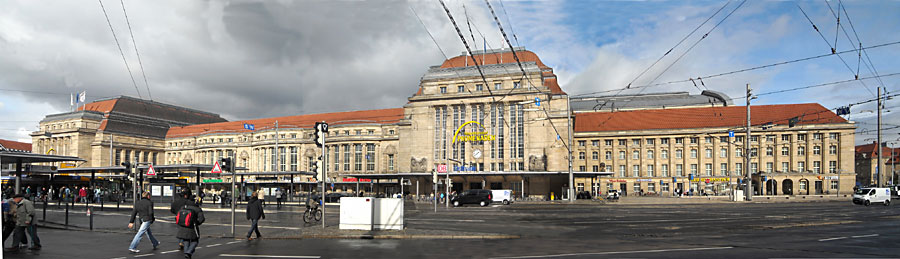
[451, 189, 492, 207]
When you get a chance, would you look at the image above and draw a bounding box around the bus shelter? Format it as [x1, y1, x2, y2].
[231, 171, 315, 202]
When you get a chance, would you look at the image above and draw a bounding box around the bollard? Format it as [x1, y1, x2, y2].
[65, 201, 69, 229]
[116, 196, 120, 211]
[88, 208, 93, 231]
[43, 199, 47, 221]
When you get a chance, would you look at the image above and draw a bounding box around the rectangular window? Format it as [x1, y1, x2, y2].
[676, 164, 684, 176]
[115, 149, 121, 166]
[619, 165, 626, 177]
[578, 140, 586, 146]
[290, 147, 298, 171]
[366, 144, 375, 171]
[829, 161, 837, 173]
[354, 144, 363, 171]
[705, 137, 712, 144]
[647, 165, 654, 177]
[720, 136, 729, 143]
[705, 149, 712, 158]
[690, 149, 697, 158]
[736, 136, 744, 143]
[813, 146, 821, 155]
[813, 161, 821, 174]
[830, 180, 839, 190]
[605, 151, 612, 160]
[592, 152, 599, 160]
[766, 162, 773, 173]
[735, 163, 743, 176]
[782, 162, 789, 172]
[705, 163, 712, 176]
[648, 183, 656, 193]
[660, 138, 669, 145]
[797, 161, 806, 172]
[661, 164, 669, 177]
[632, 165, 640, 177]
[440, 87, 447, 93]
[579, 166, 586, 172]
[334, 145, 340, 171]
[646, 139, 655, 145]
[690, 164, 698, 175]
[592, 140, 599, 146]
[797, 134, 807, 141]
[270, 148, 277, 171]
[813, 133, 823, 140]
[343, 145, 350, 171]
[632, 150, 640, 160]
[513, 81, 521, 88]
[647, 150, 654, 159]
[618, 139, 626, 146]
[690, 137, 698, 144]
[720, 148, 727, 158]
[279, 147, 286, 171]
[829, 133, 839, 140]
[750, 162, 758, 174]
[676, 149, 683, 159]
[829, 145, 837, 155]
[662, 182, 670, 192]
[388, 154, 395, 171]
[592, 165, 599, 172]
[605, 140, 613, 146]
[494, 83, 501, 90]
[720, 163, 728, 176]
[475, 84, 483, 91]
[633, 139, 641, 146]
[661, 150, 668, 159]
[458, 85, 464, 92]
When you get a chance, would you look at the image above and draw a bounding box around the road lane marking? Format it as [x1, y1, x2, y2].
[407, 219, 485, 222]
[227, 241, 243, 244]
[488, 246, 734, 259]
[134, 254, 154, 257]
[207, 243, 222, 247]
[818, 234, 879, 242]
[160, 250, 179, 254]
[850, 234, 879, 238]
[220, 254, 321, 258]
[818, 237, 848, 242]
[574, 217, 748, 224]
[110, 257, 126, 259]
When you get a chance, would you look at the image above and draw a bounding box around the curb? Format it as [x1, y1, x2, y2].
[256, 234, 520, 240]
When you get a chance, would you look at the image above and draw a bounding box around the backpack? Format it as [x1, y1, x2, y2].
[175, 206, 195, 228]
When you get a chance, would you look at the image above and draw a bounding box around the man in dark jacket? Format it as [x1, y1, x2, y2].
[177, 198, 205, 259]
[245, 192, 265, 240]
[170, 189, 191, 250]
[128, 191, 159, 253]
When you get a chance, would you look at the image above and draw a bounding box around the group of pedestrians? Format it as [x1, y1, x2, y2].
[3, 193, 41, 252]
[128, 189, 206, 259]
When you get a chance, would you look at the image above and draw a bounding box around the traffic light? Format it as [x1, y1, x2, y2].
[432, 169, 438, 184]
[313, 159, 325, 181]
[314, 122, 329, 147]
[220, 158, 232, 172]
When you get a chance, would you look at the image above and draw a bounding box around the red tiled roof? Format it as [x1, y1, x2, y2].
[856, 142, 895, 159]
[78, 99, 118, 113]
[440, 50, 548, 69]
[543, 77, 566, 95]
[0, 139, 31, 152]
[167, 108, 405, 138]
[575, 103, 847, 133]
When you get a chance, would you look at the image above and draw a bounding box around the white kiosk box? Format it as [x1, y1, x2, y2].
[339, 197, 374, 230]
[373, 198, 404, 230]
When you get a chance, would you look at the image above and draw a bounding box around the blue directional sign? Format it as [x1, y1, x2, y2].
[689, 174, 694, 181]
[728, 131, 734, 138]
[535, 97, 541, 106]
[672, 177, 676, 183]
[243, 123, 255, 131]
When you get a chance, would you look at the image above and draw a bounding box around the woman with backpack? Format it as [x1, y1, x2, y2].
[246, 192, 265, 240]
[175, 196, 205, 259]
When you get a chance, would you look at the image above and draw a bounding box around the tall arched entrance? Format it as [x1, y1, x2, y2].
[766, 179, 778, 195]
[782, 179, 793, 195]
[799, 179, 810, 195]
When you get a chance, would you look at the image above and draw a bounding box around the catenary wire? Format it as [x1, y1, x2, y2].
[98, 0, 142, 99]
[119, 0, 152, 101]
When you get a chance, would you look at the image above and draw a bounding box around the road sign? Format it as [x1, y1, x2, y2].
[211, 161, 222, 173]
[672, 177, 677, 183]
[689, 174, 694, 181]
[437, 164, 448, 173]
[147, 164, 157, 176]
[729, 131, 734, 138]
[535, 97, 541, 106]
[243, 123, 255, 131]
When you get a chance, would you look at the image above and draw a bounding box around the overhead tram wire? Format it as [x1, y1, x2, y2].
[829, 1, 886, 87]
[570, 40, 900, 98]
[796, 3, 875, 97]
[824, 0, 884, 87]
[98, 0, 142, 99]
[119, 0, 152, 101]
[640, 0, 747, 93]
[623, 1, 731, 90]
[496, 0, 520, 47]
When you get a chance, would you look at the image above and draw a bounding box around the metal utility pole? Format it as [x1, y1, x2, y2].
[275, 120, 279, 172]
[745, 84, 753, 201]
[320, 122, 327, 229]
[230, 162, 236, 237]
[433, 169, 438, 213]
[567, 95, 574, 202]
[877, 87, 883, 187]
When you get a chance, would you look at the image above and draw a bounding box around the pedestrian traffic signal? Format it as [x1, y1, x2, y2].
[219, 158, 232, 172]
[313, 160, 325, 181]
[314, 122, 328, 147]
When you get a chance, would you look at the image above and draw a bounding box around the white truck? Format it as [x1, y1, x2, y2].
[852, 187, 891, 206]
[491, 190, 512, 205]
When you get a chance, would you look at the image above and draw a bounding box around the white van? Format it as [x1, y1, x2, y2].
[852, 188, 891, 206]
[491, 190, 512, 205]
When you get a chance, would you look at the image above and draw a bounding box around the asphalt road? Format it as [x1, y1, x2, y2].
[4, 199, 900, 258]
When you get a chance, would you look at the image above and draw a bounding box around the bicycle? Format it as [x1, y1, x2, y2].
[303, 204, 323, 223]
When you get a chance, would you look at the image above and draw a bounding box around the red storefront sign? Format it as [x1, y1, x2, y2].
[342, 177, 372, 183]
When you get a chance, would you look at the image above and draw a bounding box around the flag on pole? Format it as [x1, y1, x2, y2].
[78, 91, 86, 103]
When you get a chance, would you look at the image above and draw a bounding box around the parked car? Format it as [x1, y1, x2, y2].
[451, 189, 492, 207]
[491, 190, 512, 205]
[606, 190, 620, 200]
[852, 187, 891, 206]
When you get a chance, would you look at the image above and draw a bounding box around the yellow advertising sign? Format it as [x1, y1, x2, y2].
[60, 163, 76, 169]
[690, 177, 731, 182]
[452, 121, 496, 143]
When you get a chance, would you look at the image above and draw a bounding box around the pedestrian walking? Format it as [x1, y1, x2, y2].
[128, 191, 159, 253]
[79, 186, 87, 203]
[246, 192, 265, 240]
[257, 189, 265, 207]
[94, 188, 102, 203]
[175, 197, 205, 259]
[275, 188, 283, 209]
[170, 189, 190, 250]
[2, 197, 17, 244]
[5, 194, 39, 252]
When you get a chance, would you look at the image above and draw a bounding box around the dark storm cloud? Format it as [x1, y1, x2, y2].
[0, 0, 492, 122]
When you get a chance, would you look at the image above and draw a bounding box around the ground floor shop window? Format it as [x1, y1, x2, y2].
[634, 183, 642, 194]
[606, 183, 613, 192]
[648, 183, 656, 193]
[799, 181, 807, 192]
[577, 183, 584, 192]
[661, 182, 670, 192]
[830, 180, 838, 190]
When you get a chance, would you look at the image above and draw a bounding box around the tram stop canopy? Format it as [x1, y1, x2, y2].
[0, 150, 86, 194]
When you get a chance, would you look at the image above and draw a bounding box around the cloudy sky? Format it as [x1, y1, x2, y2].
[1, 0, 899, 144]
